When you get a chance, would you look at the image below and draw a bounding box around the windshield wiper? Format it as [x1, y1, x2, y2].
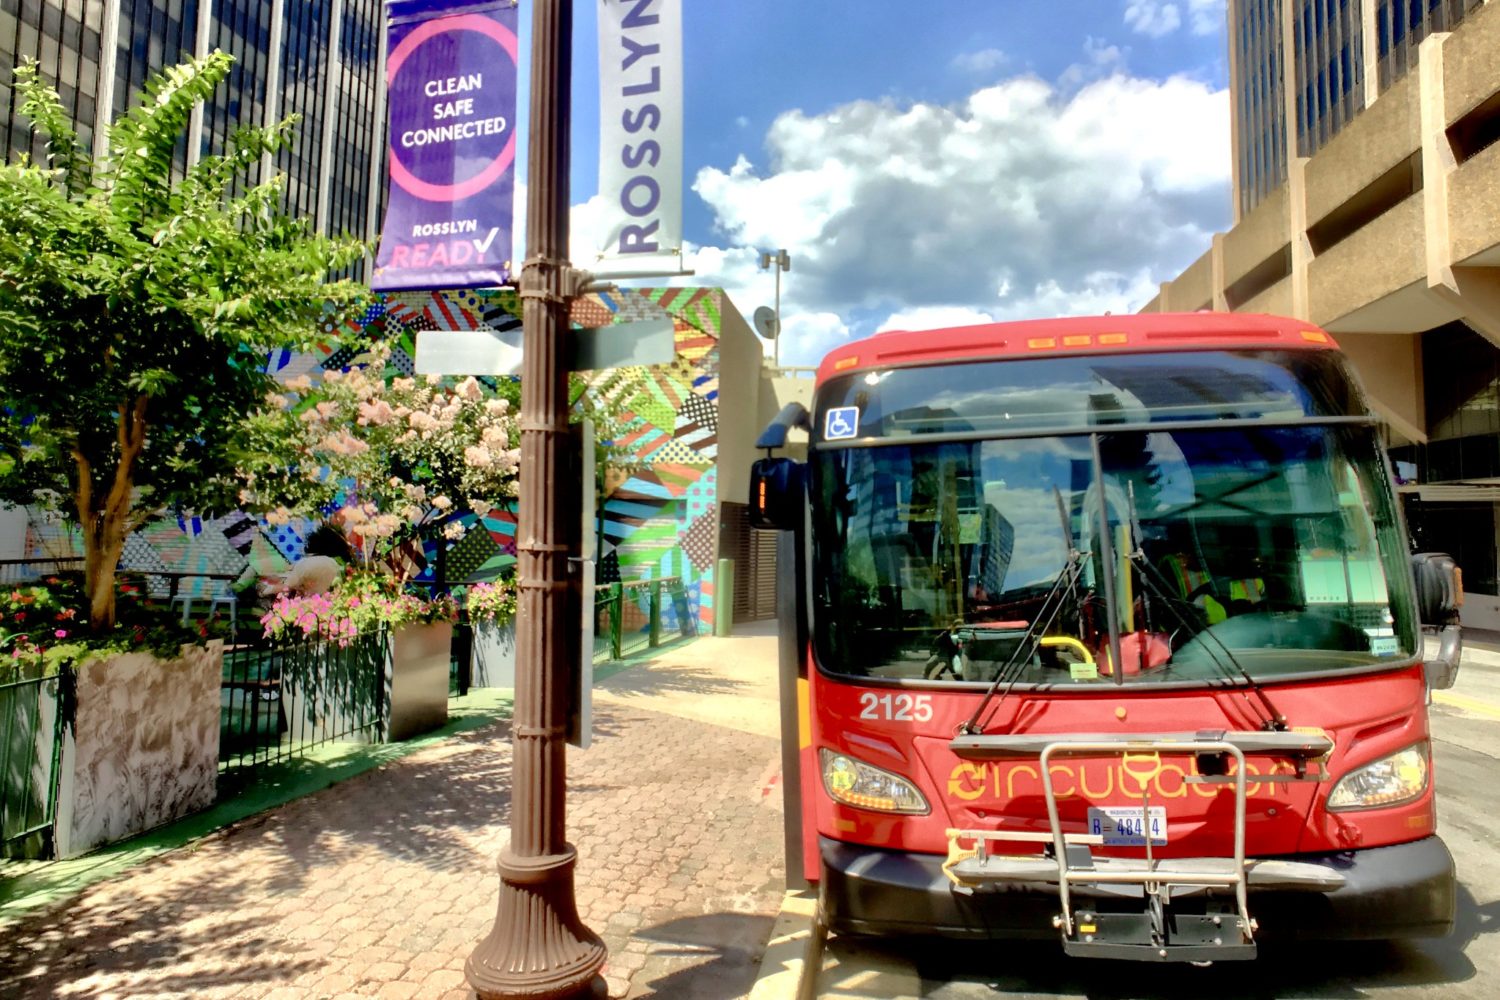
[1123, 482, 1288, 732]
[960, 488, 1088, 736]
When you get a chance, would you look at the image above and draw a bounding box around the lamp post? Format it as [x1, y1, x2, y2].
[759, 249, 790, 368]
[464, 1, 607, 997]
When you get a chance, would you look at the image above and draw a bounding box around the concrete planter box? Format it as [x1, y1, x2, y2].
[386, 622, 451, 742]
[55, 641, 222, 859]
[469, 619, 517, 688]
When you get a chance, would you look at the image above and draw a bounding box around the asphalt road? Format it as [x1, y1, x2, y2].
[812, 642, 1500, 999]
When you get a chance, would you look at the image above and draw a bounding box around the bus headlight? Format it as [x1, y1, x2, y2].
[1327, 744, 1430, 811]
[820, 748, 929, 815]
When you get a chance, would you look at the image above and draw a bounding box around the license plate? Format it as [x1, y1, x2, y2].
[1088, 806, 1167, 846]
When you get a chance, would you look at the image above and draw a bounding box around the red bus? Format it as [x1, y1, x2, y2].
[750, 312, 1464, 962]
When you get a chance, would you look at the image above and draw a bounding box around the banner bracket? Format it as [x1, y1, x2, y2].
[519, 255, 591, 305]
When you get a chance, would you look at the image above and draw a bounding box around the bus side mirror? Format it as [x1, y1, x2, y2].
[1412, 552, 1462, 690]
[750, 457, 804, 530]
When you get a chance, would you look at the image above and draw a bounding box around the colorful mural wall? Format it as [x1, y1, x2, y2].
[16, 287, 737, 634]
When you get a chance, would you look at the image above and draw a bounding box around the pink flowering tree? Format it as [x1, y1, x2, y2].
[239, 343, 524, 572]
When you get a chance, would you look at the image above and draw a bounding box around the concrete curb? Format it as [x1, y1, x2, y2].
[749, 889, 822, 1000]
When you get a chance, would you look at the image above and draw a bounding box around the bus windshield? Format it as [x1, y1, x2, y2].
[810, 357, 1418, 686]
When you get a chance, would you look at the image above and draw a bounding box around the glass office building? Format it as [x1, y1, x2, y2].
[1232, 0, 1289, 217]
[0, 0, 387, 239]
[1232, 0, 1486, 217]
[1208, 0, 1500, 624]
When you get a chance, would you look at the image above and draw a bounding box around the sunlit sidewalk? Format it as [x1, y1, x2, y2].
[0, 628, 789, 999]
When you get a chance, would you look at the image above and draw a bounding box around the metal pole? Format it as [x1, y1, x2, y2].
[772, 259, 781, 370]
[715, 557, 734, 637]
[465, 1, 607, 996]
[776, 528, 807, 889]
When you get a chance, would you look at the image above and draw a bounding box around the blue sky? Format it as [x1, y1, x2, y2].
[510, 1, 1235, 365]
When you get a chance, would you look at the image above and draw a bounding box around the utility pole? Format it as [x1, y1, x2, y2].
[759, 249, 790, 369]
[465, 1, 607, 997]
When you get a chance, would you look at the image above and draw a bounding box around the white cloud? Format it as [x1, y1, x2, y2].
[952, 48, 1009, 76]
[779, 311, 852, 365]
[1059, 36, 1129, 90]
[688, 68, 1230, 365]
[877, 306, 999, 334]
[1187, 0, 1226, 35]
[1123, 1, 1182, 38]
[1123, 0, 1223, 37]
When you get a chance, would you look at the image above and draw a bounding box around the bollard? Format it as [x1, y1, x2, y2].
[715, 558, 734, 637]
[649, 580, 662, 647]
[609, 582, 623, 660]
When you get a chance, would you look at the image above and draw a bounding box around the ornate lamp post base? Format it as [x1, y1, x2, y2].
[466, 845, 607, 999]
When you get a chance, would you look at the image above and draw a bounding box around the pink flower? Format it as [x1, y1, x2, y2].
[357, 399, 396, 426]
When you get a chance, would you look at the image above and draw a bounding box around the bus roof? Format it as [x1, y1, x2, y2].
[814, 312, 1340, 386]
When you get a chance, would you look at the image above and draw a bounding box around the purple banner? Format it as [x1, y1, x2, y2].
[371, 1, 518, 291]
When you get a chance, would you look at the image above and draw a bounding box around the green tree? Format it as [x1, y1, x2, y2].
[0, 54, 365, 632]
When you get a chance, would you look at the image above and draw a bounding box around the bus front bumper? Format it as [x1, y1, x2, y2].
[819, 835, 1455, 941]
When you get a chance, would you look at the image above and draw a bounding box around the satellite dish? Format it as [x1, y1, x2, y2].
[753, 306, 780, 340]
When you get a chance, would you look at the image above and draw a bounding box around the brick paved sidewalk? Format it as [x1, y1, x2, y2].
[0, 694, 786, 999]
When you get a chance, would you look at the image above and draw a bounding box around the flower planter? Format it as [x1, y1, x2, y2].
[386, 622, 451, 742]
[469, 619, 517, 688]
[54, 641, 222, 859]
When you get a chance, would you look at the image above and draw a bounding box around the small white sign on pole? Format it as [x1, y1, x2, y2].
[416, 318, 676, 377]
[414, 327, 524, 376]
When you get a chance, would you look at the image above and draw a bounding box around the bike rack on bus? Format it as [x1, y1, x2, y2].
[943, 730, 1341, 963]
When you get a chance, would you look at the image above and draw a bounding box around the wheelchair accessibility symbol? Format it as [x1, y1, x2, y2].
[824, 406, 860, 440]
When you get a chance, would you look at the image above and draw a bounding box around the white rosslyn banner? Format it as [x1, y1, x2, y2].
[596, 0, 683, 275]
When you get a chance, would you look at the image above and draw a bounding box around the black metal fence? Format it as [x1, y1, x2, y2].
[0, 666, 65, 859]
[0, 557, 83, 585]
[218, 629, 389, 784]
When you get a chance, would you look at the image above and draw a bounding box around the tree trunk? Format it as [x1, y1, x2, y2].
[84, 508, 128, 631]
[76, 395, 149, 634]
